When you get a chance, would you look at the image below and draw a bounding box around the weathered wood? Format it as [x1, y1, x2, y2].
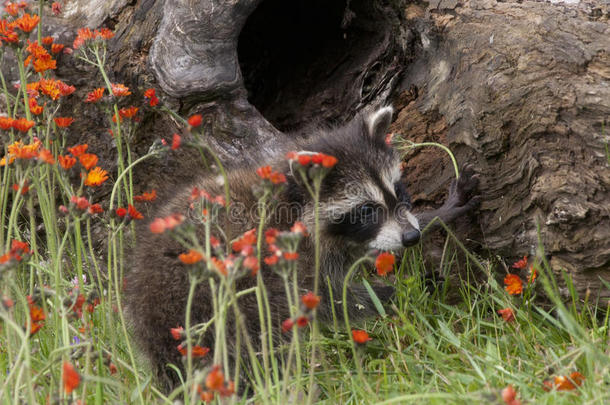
[32, 0, 610, 299]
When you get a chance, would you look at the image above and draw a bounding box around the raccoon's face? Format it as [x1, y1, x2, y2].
[303, 107, 420, 252]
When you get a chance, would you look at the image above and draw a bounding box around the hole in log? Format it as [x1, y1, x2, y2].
[238, 0, 394, 132]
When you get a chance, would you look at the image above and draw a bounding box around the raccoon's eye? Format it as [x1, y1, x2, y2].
[359, 203, 377, 218]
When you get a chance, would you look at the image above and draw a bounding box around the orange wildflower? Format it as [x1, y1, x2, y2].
[68, 144, 88, 157]
[88, 204, 103, 215]
[58, 81, 76, 96]
[210, 257, 228, 276]
[555, 372, 585, 391]
[282, 318, 294, 333]
[528, 266, 538, 284]
[12, 181, 29, 195]
[51, 43, 64, 54]
[28, 98, 43, 115]
[84, 167, 109, 186]
[38, 149, 55, 164]
[72, 27, 94, 49]
[296, 316, 309, 328]
[256, 165, 286, 184]
[118, 106, 138, 119]
[97, 28, 114, 40]
[127, 204, 143, 220]
[352, 329, 372, 344]
[205, 365, 225, 391]
[375, 252, 395, 276]
[5, 3, 19, 16]
[133, 189, 157, 202]
[504, 274, 523, 295]
[179, 250, 203, 265]
[111, 83, 131, 97]
[33, 57, 56, 73]
[144, 88, 159, 106]
[291, 222, 308, 235]
[51, 2, 61, 15]
[14, 13, 40, 33]
[177, 344, 210, 357]
[62, 362, 80, 394]
[58, 155, 76, 169]
[232, 229, 257, 254]
[301, 291, 321, 310]
[38, 78, 61, 100]
[0, 117, 14, 130]
[54, 117, 74, 127]
[0, 19, 18, 43]
[12, 117, 35, 132]
[78, 153, 98, 170]
[85, 88, 104, 103]
[242, 255, 259, 276]
[497, 307, 515, 322]
[512, 256, 528, 270]
[283, 251, 299, 260]
[42, 36, 54, 45]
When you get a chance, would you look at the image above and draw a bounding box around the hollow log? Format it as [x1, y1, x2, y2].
[31, 0, 609, 300]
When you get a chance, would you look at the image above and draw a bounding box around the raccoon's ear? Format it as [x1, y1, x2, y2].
[366, 106, 394, 143]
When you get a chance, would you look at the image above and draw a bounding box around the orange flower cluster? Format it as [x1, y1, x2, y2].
[27, 295, 45, 336]
[198, 365, 235, 402]
[352, 329, 372, 344]
[543, 372, 585, 391]
[0, 239, 30, 264]
[177, 343, 210, 357]
[256, 165, 286, 184]
[301, 291, 321, 310]
[54, 117, 74, 127]
[178, 250, 204, 265]
[14, 13, 39, 33]
[263, 222, 307, 268]
[72, 27, 114, 49]
[504, 274, 523, 295]
[375, 252, 395, 276]
[144, 88, 159, 106]
[84, 167, 109, 187]
[501, 385, 521, 405]
[67, 195, 103, 215]
[232, 229, 258, 275]
[111, 83, 130, 97]
[133, 189, 157, 202]
[115, 204, 143, 221]
[85, 88, 104, 103]
[0, 139, 45, 166]
[25, 40, 56, 73]
[28, 78, 75, 100]
[497, 307, 515, 322]
[286, 151, 338, 168]
[0, 117, 35, 135]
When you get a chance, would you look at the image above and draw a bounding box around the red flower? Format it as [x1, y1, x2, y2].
[97, 28, 114, 40]
[265, 228, 279, 244]
[256, 165, 286, 184]
[375, 252, 395, 276]
[177, 344, 210, 357]
[282, 318, 294, 333]
[264, 255, 279, 266]
[58, 81, 76, 96]
[58, 155, 76, 169]
[170, 326, 184, 340]
[12, 181, 29, 195]
[14, 13, 40, 33]
[68, 144, 88, 157]
[205, 365, 225, 391]
[511, 256, 528, 270]
[0, 117, 14, 130]
[85, 88, 104, 103]
[4, 3, 19, 16]
[301, 291, 320, 310]
[296, 316, 309, 328]
[188, 114, 202, 127]
[54, 117, 74, 127]
[88, 203, 103, 215]
[242, 255, 259, 276]
[179, 250, 203, 265]
[144, 88, 159, 106]
[51, 43, 64, 54]
[171, 133, 181, 150]
[29, 98, 43, 115]
[501, 385, 521, 405]
[70, 195, 90, 210]
[352, 329, 372, 344]
[62, 362, 80, 394]
[111, 83, 131, 97]
[115, 207, 127, 218]
[134, 190, 157, 202]
[51, 2, 61, 15]
[528, 266, 538, 284]
[497, 307, 515, 323]
[12, 118, 35, 133]
[290, 222, 308, 235]
[504, 274, 523, 295]
[127, 204, 143, 220]
[73, 27, 94, 49]
[545, 372, 585, 391]
[38, 149, 55, 164]
[78, 153, 98, 170]
[232, 229, 257, 254]
[321, 154, 338, 168]
[0, 19, 18, 43]
[118, 106, 138, 119]
[149, 218, 167, 234]
[283, 251, 299, 261]
[297, 154, 311, 166]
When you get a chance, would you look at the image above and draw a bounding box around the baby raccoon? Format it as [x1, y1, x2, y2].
[125, 107, 479, 389]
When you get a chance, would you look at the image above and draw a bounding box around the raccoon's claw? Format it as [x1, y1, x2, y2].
[446, 164, 479, 209]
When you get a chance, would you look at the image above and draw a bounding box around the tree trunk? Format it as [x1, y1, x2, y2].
[36, 0, 609, 300]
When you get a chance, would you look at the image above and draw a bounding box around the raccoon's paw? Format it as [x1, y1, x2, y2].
[445, 164, 480, 211]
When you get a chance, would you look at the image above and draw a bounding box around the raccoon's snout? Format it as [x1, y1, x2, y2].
[401, 229, 421, 247]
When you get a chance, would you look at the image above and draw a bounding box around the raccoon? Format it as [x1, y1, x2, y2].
[124, 107, 479, 389]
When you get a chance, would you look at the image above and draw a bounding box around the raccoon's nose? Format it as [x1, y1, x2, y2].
[401, 229, 421, 247]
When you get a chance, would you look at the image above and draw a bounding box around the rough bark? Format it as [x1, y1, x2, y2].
[23, 0, 610, 300]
